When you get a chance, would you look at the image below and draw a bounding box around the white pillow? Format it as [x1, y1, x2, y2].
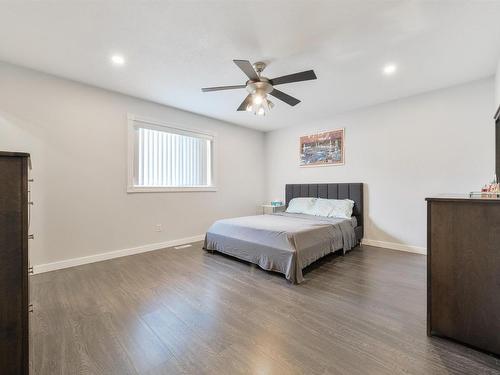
[328, 199, 355, 219]
[286, 197, 316, 214]
[308, 198, 337, 217]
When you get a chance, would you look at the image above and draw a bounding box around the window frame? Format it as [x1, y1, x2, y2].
[127, 114, 217, 193]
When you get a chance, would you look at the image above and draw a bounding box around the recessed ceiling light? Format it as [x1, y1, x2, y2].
[383, 63, 397, 75]
[111, 54, 125, 66]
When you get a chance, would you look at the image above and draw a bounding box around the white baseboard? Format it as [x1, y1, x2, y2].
[33, 235, 424, 274]
[361, 238, 426, 255]
[33, 234, 205, 274]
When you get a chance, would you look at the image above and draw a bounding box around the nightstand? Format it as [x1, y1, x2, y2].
[261, 204, 286, 215]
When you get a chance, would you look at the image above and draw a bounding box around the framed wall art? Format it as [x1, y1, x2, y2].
[299, 128, 344, 167]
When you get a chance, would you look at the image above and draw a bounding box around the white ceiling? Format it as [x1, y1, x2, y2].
[1, 1, 500, 131]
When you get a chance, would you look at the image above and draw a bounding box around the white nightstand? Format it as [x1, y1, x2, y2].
[261, 204, 286, 215]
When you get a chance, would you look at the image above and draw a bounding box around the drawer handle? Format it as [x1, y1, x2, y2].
[28, 201, 34, 206]
[28, 234, 34, 240]
[28, 304, 33, 313]
[28, 179, 34, 182]
[28, 266, 34, 274]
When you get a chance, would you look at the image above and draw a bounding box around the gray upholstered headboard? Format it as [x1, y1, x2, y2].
[285, 183, 364, 239]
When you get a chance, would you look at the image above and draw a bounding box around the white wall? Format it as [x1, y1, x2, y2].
[0, 62, 265, 268]
[1, 61, 495, 267]
[496, 59, 500, 110]
[265, 78, 495, 252]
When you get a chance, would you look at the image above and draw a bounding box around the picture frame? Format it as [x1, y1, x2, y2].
[299, 128, 345, 167]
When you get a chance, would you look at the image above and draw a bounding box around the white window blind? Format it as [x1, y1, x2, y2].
[128, 118, 215, 192]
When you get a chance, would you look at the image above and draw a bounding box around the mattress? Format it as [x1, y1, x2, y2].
[204, 212, 357, 283]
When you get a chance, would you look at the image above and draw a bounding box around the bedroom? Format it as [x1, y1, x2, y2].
[0, 1, 500, 374]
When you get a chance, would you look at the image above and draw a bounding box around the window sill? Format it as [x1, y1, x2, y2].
[127, 186, 218, 193]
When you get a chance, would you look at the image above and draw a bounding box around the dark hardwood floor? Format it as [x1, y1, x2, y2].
[30, 243, 500, 374]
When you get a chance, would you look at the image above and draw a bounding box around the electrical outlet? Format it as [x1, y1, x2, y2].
[155, 224, 162, 232]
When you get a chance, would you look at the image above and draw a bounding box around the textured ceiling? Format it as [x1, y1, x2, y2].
[1, 1, 500, 131]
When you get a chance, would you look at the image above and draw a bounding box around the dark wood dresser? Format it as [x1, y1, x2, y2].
[0, 151, 31, 374]
[426, 196, 500, 356]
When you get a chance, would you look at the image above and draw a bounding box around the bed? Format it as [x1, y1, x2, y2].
[204, 183, 364, 283]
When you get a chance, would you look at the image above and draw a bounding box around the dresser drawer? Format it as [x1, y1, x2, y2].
[427, 198, 500, 356]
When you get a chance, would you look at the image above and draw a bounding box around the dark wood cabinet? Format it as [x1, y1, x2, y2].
[0, 151, 31, 374]
[426, 196, 500, 356]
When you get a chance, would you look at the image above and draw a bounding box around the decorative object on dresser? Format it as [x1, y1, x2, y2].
[426, 195, 500, 357]
[470, 174, 500, 196]
[261, 204, 286, 215]
[299, 128, 344, 167]
[0, 151, 32, 374]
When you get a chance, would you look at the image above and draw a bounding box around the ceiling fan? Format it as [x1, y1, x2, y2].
[201, 60, 317, 116]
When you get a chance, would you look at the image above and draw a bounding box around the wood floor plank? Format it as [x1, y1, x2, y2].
[30, 243, 500, 374]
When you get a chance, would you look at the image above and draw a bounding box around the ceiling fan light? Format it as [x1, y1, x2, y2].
[202, 59, 316, 113]
[253, 94, 263, 105]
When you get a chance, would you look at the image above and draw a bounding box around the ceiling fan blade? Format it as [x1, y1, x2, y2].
[237, 94, 252, 111]
[269, 89, 301, 106]
[233, 60, 259, 81]
[270, 70, 317, 86]
[201, 84, 246, 92]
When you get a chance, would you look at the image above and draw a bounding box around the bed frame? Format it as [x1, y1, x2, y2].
[285, 183, 364, 242]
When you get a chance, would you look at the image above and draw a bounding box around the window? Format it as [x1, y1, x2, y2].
[128, 115, 216, 192]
